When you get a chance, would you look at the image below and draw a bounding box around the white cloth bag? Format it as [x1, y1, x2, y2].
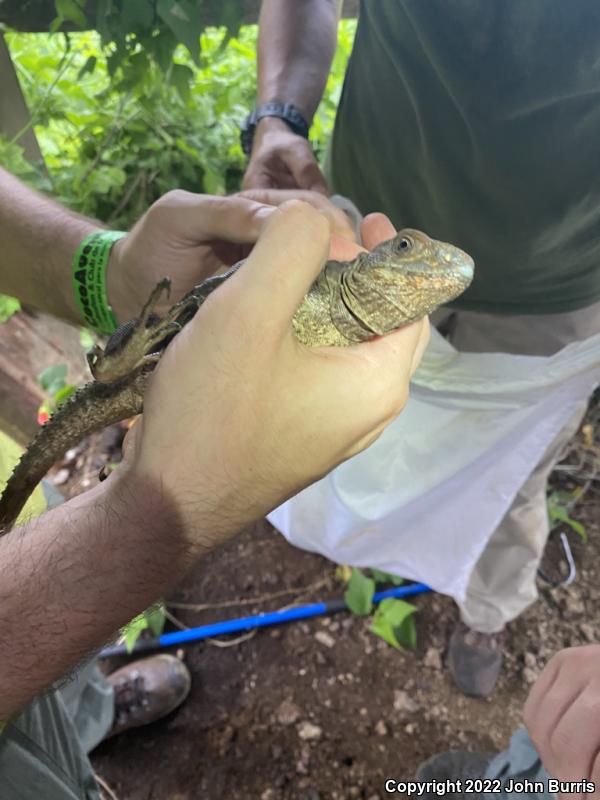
[267, 200, 600, 600]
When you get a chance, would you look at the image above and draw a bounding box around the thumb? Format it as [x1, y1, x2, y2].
[231, 200, 331, 332]
[154, 191, 276, 245]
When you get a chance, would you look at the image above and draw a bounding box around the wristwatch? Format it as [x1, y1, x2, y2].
[240, 102, 310, 156]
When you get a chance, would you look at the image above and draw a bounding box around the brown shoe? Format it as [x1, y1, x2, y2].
[447, 620, 505, 698]
[105, 654, 191, 738]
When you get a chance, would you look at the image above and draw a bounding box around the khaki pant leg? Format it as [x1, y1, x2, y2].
[459, 400, 586, 632]
[434, 300, 600, 633]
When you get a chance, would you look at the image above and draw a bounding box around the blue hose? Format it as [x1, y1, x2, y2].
[99, 582, 431, 658]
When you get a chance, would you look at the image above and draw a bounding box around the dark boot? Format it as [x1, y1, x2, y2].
[416, 750, 496, 798]
[447, 620, 505, 698]
[105, 654, 191, 738]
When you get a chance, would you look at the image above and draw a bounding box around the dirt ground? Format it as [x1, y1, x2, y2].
[51, 399, 599, 800]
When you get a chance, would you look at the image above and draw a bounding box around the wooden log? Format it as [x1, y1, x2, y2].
[0, 309, 88, 446]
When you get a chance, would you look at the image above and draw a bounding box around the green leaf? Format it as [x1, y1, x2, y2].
[170, 63, 194, 103]
[54, 383, 77, 405]
[145, 602, 166, 637]
[0, 294, 20, 323]
[55, 0, 87, 28]
[121, 0, 155, 33]
[157, 0, 202, 65]
[122, 602, 166, 652]
[370, 568, 404, 586]
[77, 55, 97, 80]
[38, 364, 68, 392]
[370, 598, 417, 650]
[152, 29, 178, 73]
[122, 613, 150, 653]
[547, 492, 587, 541]
[344, 568, 375, 616]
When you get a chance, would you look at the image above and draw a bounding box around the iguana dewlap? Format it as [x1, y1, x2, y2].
[0, 229, 473, 532]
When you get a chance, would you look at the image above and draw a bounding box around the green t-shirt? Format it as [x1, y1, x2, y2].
[329, 0, 600, 315]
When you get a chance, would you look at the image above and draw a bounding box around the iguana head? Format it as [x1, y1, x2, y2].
[339, 228, 474, 335]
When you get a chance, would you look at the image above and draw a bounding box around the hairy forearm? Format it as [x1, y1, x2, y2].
[0, 470, 203, 719]
[0, 167, 101, 324]
[257, 0, 340, 121]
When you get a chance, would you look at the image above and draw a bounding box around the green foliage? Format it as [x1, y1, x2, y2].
[369, 568, 404, 586]
[37, 363, 76, 419]
[122, 602, 166, 652]
[371, 598, 417, 651]
[3, 20, 356, 229]
[344, 567, 375, 615]
[48, 0, 246, 95]
[38, 363, 69, 394]
[547, 489, 587, 542]
[343, 566, 418, 651]
[0, 295, 21, 323]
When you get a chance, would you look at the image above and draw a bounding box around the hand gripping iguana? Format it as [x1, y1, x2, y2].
[0, 229, 474, 532]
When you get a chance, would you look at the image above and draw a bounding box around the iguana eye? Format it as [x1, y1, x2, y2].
[398, 236, 413, 251]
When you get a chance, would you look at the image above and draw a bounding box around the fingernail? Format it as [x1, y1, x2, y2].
[256, 205, 275, 220]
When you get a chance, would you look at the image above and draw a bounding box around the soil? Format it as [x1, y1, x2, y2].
[49, 399, 599, 800]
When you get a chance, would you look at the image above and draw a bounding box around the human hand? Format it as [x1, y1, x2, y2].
[242, 117, 329, 194]
[106, 191, 274, 325]
[106, 188, 354, 325]
[115, 201, 428, 557]
[524, 645, 600, 797]
[238, 188, 356, 243]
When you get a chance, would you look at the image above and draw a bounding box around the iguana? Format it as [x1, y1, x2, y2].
[0, 228, 473, 532]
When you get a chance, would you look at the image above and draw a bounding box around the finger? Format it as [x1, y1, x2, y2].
[525, 657, 582, 760]
[524, 651, 564, 733]
[158, 191, 276, 244]
[546, 687, 600, 780]
[240, 189, 356, 241]
[231, 200, 331, 329]
[329, 233, 366, 261]
[361, 213, 397, 250]
[285, 147, 330, 195]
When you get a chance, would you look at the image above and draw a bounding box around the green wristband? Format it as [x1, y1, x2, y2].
[72, 230, 127, 335]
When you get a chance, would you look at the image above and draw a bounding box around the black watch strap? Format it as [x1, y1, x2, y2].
[240, 102, 310, 156]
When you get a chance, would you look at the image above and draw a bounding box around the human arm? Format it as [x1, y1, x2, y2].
[242, 0, 339, 192]
[0, 201, 429, 719]
[0, 167, 352, 327]
[524, 645, 600, 796]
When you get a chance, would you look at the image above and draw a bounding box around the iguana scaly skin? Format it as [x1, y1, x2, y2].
[0, 228, 473, 532]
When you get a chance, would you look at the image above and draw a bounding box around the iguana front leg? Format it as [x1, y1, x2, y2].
[87, 278, 175, 383]
[87, 278, 201, 384]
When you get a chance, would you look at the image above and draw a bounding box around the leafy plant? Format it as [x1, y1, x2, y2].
[371, 598, 417, 651]
[37, 363, 77, 424]
[0, 294, 21, 323]
[48, 0, 246, 98]
[343, 567, 417, 650]
[344, 568, 375, 615]
[4, 20, 357, 229]
[122, 602, 166, 652]
[547, 489, 587, 542]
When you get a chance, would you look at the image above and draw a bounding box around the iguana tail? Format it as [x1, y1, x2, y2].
[0, 369, 150, 535]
